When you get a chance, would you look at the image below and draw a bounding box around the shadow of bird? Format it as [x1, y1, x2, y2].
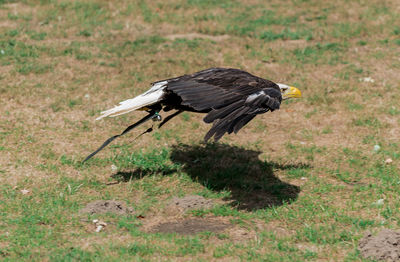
[113, 143, 307, 211]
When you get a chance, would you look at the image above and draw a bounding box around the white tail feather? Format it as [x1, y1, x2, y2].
[96, 81, 167, 120]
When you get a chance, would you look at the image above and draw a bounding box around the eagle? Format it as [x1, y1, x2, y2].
[83, 68, 301, 162]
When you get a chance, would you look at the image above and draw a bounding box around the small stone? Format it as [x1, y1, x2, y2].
[20, 189, 30, 195]
[95, 225, 104, 232]
[376, 199, 384, 206]
[93, 220, 107, 232]
[385, 158, 393, 164]
[359, 77, 375, 83]
[98, 221, 107, 226]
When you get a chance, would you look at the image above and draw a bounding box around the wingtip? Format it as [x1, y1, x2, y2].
[95, 109, 115, 120]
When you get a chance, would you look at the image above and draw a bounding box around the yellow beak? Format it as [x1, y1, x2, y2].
[282, 86, 302, 99]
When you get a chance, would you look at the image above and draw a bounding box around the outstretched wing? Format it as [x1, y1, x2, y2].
[165, 68, 282, 141]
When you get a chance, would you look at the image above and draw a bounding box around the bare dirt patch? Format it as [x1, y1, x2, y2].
[79, 200, 134, 215]
[164, 195, 215, 215]
[148, 217, 231, 235]
[359, 229, 400, 261]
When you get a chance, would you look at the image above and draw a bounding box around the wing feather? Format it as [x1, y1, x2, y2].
[165, 68, 276, 111]
[231, 114, 258, 134]
[203, 100, 244, 123]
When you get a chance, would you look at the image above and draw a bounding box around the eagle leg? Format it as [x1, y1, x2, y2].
[83, 110, 159, 163]
[129, 110, 183, 143]
[158, 110, 183, 129]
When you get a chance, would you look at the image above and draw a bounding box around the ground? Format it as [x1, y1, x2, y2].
[0, 0, 399, 261]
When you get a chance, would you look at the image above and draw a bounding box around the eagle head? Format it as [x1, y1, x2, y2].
[277, 83, 302, 100]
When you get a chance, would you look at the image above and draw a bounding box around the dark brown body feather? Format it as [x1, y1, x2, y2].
[157, 68, 282, 141]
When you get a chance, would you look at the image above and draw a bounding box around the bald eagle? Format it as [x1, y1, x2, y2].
[84, 68, 301, 162]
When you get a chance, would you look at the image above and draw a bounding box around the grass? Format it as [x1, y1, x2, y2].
[0, 0, 399, 261]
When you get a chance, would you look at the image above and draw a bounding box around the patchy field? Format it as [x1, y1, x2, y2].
[0, 0, 400, 261]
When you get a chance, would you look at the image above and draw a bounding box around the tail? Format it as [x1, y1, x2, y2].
[96, 81, 167, 120]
